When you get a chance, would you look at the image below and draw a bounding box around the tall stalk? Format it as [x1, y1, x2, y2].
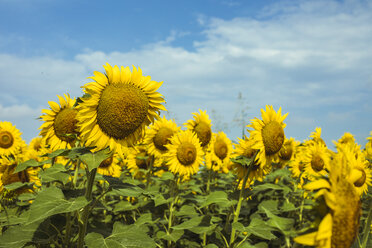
[229, 152, 258, 246]
[77, 168, 97, 248]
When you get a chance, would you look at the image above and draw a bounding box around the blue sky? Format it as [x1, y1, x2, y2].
[1, 0, 371, 149]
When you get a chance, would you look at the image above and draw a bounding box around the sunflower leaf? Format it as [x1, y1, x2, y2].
[26, 186, 89, 224]
[79, 148, 112, 172]
[14, 159, 41, 173]
[85, 222, 156, 248]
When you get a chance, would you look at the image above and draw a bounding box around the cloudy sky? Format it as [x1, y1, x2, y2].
[1, 0, 371, 149]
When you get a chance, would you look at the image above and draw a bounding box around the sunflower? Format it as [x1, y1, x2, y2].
[341, 144, 372, 196]
[247, 105, 288, 168]
[39, 94, 78, 151]
[276, 137, 299, 167]
[205, 132, 232, 173]
[365, 132, 372, 160]
[77, 63, 166, 154]
[184, 109, 212, 148]
[164, 130, 204, 178]
[0, 156, 40, 198]
[309, 127, 327, 146]
[143, 116, 180, 158]
[302, 142, 330, 180]
[231, 136, 270, 184]
[0, 121, 25, 157]
[96, 154, 122, 178]
[294, 149, 361, 248]
[125, 145, 161, 179]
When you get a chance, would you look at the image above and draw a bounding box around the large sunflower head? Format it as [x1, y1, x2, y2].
[184, 109, 212, 148]
[247, 105, 288, 167]
[164, 130, 204, 178]
[0, 121, 25, 157]
[143, 116, 180, 158]
[205, 132, 232, 173]
[295, 148, 361, 248]
[77, 64, 166, 154]
[39, 94, 79, 151]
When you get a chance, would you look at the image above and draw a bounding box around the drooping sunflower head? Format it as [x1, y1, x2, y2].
[278, 137, 299, 164]
[0, 121, 25, 157]
[184, 109, 212, 148]
[97, 154, 122, 178]
[164, 130, 204, 178]
[231, 136, 269, 184]
[295, 148, 361, 248]
[125, 145, 161, 179]
[29, 137, 44, 152]
[247, 105, 288, 167]
[77, 64, 166, 154]
[205, 132, 232, 173]
[39, 94, 79, 151]
[143, 116, 180, 158]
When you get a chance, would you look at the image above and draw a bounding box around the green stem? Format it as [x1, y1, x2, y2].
[77, 168, 97, 248]
[361, 199, 372, 248]
[167, 177, 179, 248]
[229, 151, 258, 247]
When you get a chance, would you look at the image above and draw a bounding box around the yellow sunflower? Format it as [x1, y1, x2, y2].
[77, 63, 166, 154]
[143, 116, 180, 158]
[247, 105, 288, 167]
[309, 127, 327, 147]
[205, 132, 232, 173]
[340, 145, 372, 196]
[96, 154, 122, 178]
[184, 109, 212, 148]
[302, 142, 330, 180]
[39, 94, 78, 151]
[125, 145, 161, 179]
[294, 149, 361, 248]
[0, 156, 40, 198]
[0, 121, 25, 157]
[164, 130, 204, 178]
[29, 137, 44, 152]
[277, 137, 299, 167]
[231, 136, 270, 184]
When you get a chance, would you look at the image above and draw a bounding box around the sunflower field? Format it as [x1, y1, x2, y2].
[0, 64, 371, 248]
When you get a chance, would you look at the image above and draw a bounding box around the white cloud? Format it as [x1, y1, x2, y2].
[1, 0, 371, 145]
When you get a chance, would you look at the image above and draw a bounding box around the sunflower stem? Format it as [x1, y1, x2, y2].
[229, 151, 258, 247]
[167, 176, 179, 248]
[77, 168, 97, 248]
[361, 198, 372, 248]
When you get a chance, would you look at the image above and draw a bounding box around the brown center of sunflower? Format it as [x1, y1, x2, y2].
[243, 147, 256, 158]
[311, 154, 324, 172]
[353, 168, 366, 187]
[54, 108, 78, 142]
[278, 143, 293, 161]
[214, 139, 228, 160]
[136, 151, 148, 169]
[2, 164, 29, 185]
[194, 122, 211, 147]
[97, 83, 149, 140]
[177, 142, 197, 166]
[0, 131, 14, 149]
[261, 121, 285, 155]
[99, 156, 113, 168]
[153, 127, 174, 151]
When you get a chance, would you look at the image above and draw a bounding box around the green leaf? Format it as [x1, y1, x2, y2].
[3, 181, 33, 190]
[252, 183, 284, 193]
[113, 201, 138, 212]
[153, 194, 172, 207]
[135, 213, 153, 226]
[85, 222, 156, 248]
[230, 155, 255, 166]
[257, 200, 280, 215]
[43, 148, 70, 158]
[246, 218, 277, 240]
[156, 230, 184, 242]
[204, 245, 219, 248]
[172, 216, 204, 230]
[27, 186, 89, 224]
[14, 159, 40, 173]
[175, 205, 199, 217]
[0, 220, 44, 248]
[80, 148, 112, 171]
[200, 191, 231, 208]
[38, 163, 69, 184]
